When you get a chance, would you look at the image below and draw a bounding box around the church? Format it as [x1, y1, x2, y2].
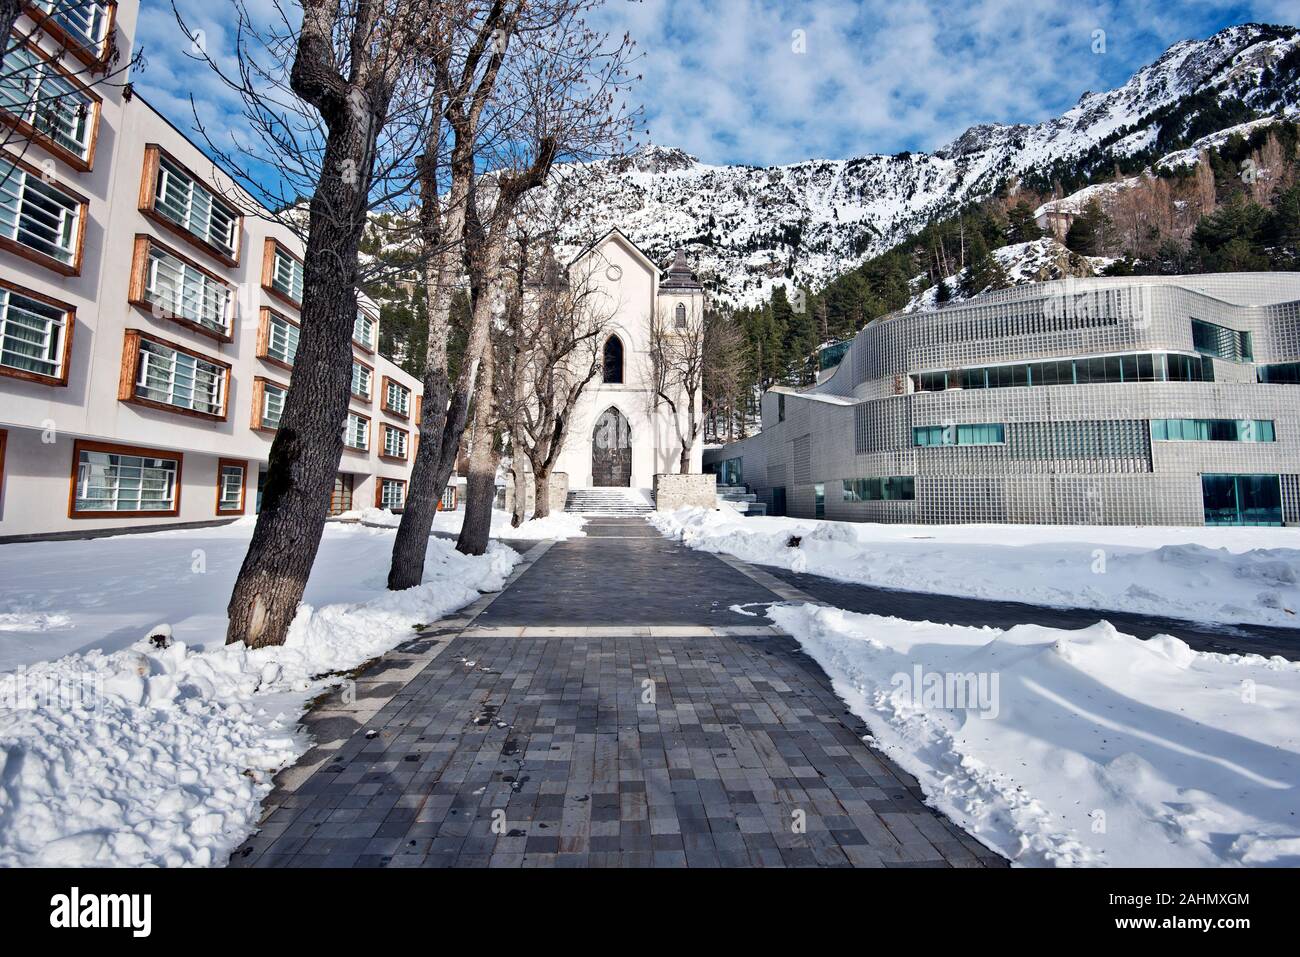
[548, 228, 706, 490]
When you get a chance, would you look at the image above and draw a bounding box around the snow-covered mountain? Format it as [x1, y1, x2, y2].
[542, 22, 1300, 306]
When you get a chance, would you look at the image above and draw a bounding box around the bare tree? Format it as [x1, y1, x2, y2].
[701, 307, 748, 445]
[649, 290, 706, 475]
[390, 0, 637, 571]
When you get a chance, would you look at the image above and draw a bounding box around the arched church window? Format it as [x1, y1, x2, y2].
[603, 335, 624, 384]
[675, 302, 687, 329]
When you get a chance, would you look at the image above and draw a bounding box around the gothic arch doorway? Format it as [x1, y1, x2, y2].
[592, 406, 632, 487]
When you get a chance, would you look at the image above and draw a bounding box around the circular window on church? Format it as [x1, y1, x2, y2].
[606, 264, 622, 281]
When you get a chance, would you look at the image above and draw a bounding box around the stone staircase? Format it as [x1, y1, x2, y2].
[565, 488, 654, 516]
[717, 484, 767, 517]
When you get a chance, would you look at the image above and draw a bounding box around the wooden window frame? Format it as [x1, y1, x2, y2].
[380, 423, 410, 462]
[0, 277, 75, 386]
[353, 309, 377, 354]
[215, 457, 247, 516]
[68, 438, 183, 519]
[381, 375, 411, 419]
[0, 428, 6, 511]
[138, 144, 242, 268]
[250, 375, 289, 433]
[117, 328, 231, 422]
[127, 234, 236, 343]
[414, 394, 422, 428]
[22, 2, 120, 69]
[0, 152, 89, 275]
[0, 35, 102, 170]
[350, 356, 374, 403]
[342, 409, 371, 453]
[255, 306, 299, 372]
[260, 237, 303, 310]
[375, 477, 407, 510]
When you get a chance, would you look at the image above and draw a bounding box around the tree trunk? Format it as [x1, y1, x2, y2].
[532, 466, 552, 520]
[226, 140, 369, 647]
[511, 456, 528, 527]
[457, 343, 496, 556]
[679, 443, 691, 475]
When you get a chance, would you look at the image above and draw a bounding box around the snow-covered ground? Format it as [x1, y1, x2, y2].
[652, 508, 1300, 630]
[346, 506, 587, 540]
[765, 603, 1300, 867]
[0, 521, 519, 867]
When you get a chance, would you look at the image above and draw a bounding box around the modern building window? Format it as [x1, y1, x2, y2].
[818, 340, 851, 372]
[251, 377, 287, 431]
[0, 282, 72, 384]
[378, 478, 406, 510]
[1202, 474, 1282, 526]
[1257, 362, 1300, 385]
[144, 148, 240, 261]
[131, 237, 236, 340]
[913, 423, 1006, 447]
[843, 476, 915, 502]
[381, 424, 408, 460]
[777, 393, 786, 422]
[0, 42, 100, 167]
[602, 334, 623, 383]
[353, 311, 376, 352]
[258, 238, 304, 306]
[25, 2, 116, 64]
[121, 331, 229, 419]
[910, 352, 1213, 393]
[217, 459, 246, 515]
[383, 376, 411, 417]
[674, 302, 687, 329]
[1151, 419, 1275, 443]
[343, 411, 370, 451]
[717, 456, 742, 486]
[72, 441, 181, 517]
[1191, 318, 1252, 362]
[814, 483, 825, 519]
[351, 360, 373, 401]
[0, 155, 85, 272]
[257, 309, 299, 369]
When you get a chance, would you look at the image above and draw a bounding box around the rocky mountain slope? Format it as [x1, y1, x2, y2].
[540, 22, 1300, 306]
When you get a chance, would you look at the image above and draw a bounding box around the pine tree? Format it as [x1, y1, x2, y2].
[961, 231, 1009, 298]
[1006, 201, 1043, 244]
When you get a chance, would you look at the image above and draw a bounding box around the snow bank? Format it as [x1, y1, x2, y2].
[431, 507, 586, 539]
[652, 508, 1300, 629]
[767, 602, 1300, 867]
[0, 529, 517, 867]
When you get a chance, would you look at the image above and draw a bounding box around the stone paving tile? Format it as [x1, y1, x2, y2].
[230, 518, 1007, 869]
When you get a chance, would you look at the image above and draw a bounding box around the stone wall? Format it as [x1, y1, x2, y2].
[505, 471, 570, 516]
[654, 473, 717, 511]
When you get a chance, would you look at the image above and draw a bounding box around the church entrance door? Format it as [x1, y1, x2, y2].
[592, 407, 632, 487]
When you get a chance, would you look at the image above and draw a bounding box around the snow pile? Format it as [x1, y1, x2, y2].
[652, 508, 1300, 629]
[766, 602, 1300, 867]
[0, 533, 517, 867]
[431, 508, 586, 539]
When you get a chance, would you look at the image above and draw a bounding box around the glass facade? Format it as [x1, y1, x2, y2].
[1201, 474, 1282, 526]
[913, 423, 1006, 447]
[1257, 362, 1300, 384]
[818, 340, 852, 371]
[1191, 318, 1252, 362]
[843, 476, 915, 502]
[1151, 419, 1275, 442]
[911, 352, 1213, 393]
[814, 483, 825, 518]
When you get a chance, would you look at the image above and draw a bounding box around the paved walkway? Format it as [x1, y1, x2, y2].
[230, 518, 1005, 869]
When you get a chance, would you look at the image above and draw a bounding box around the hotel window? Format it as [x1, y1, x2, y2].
[378, 478, 405, 510]
[382, 424, 408, 460]
[1151, 419, 1275, 443]
[25, 2, 116, 63]
[913, 423, 1005, 447]
[217, 459, 246, 515]
[131, 237, 235, 339]
[383, 377, 411, 417]
[144, 148, 240, 261]
[0, 42, 99, 166]
[0, 282, 72, 384]
[343, 411, 370, 451]
[257, 309, 299, 368]
[72, 441, 181, 516]
[0, 155, 85, 272]
[262, 239, 304, 306]
[1191, 318, 1252, 363]
[351, 360, 372, 401]
[121, 331, 228, 419]
[353, 311, 376, 352]
[252, 377, 287, 431]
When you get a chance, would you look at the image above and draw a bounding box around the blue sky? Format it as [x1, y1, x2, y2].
[132, 0, 1297, 169]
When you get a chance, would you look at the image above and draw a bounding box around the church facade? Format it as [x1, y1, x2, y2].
[550, 228, 706, 490]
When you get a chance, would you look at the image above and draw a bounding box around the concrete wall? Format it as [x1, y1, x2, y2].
[654, 472, 717, 510]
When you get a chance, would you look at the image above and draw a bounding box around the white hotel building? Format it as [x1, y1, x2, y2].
[0, 0, 423, 539]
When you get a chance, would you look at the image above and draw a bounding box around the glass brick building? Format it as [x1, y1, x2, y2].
[704, 274, 1300, 526]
